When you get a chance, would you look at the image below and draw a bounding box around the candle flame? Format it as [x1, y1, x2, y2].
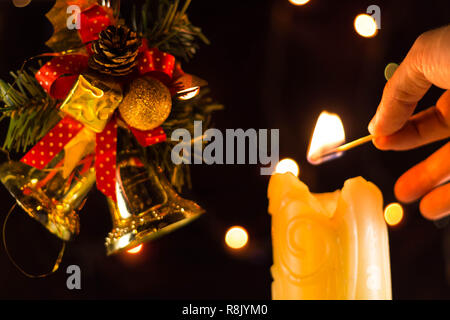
[307, 111, 346, 165]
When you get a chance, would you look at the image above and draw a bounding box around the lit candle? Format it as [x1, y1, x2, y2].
[268, 112, 392, 300]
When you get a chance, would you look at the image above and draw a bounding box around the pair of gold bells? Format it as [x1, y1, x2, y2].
[0, 72, 205, 256]
[0, 147, 204, 255]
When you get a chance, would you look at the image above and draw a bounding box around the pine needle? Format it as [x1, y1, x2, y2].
[0, 69, 60, 153]
[139, 0, 209, 61]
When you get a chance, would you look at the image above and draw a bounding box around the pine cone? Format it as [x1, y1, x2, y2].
[89, 25, 141, 76]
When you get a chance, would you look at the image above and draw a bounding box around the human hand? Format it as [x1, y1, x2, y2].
[368, 26, 450, 220]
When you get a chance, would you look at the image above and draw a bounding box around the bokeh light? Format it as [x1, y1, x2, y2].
[275, 158, 300, 177]
[225, 226, 249, 249]
[384, 62, 399, 81]
[127, 244, 143, 254]
[178, 87, 200, 100]
[289, 0, 310, 5]
[12, 0, 32, 7]
[354, 14, 378, 38]
[384, 203, 404, 226]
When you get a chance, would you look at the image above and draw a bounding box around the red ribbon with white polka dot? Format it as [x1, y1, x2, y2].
[78, 5, 114, 54]
[138, 40, 176, 85]
[95, 117, 118, 201]
[23, 5, 174, 201]
[94, 117, 167, 201]
[35, 5, 112, 99]
[35, 55, 90, 100]
[21, 114, 166, 202]
[35, 5, 177, 102]
[21, 116, 85, 170]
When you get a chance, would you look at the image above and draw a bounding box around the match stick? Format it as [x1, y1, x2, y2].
[310, 134, 374, 164]
[332, 134, 373, 153]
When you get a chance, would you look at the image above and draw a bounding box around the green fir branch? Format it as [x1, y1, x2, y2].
[133, 0, 210, 61]
[0, 69, 61, 153]
[0, 0, 219, 194]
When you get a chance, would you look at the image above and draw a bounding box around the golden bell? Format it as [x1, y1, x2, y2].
[105, 150, 204, 255]
[0, 151, 96, 241]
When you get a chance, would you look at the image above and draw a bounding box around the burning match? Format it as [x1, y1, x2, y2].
[307, 111, 374, 165]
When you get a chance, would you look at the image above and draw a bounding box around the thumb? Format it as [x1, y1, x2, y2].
[369, 26, 450, 136]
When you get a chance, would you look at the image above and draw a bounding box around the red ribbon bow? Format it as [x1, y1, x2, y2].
[22, 5, 179, 202]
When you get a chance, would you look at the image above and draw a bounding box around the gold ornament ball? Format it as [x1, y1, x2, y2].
[119, 77, 172, 131]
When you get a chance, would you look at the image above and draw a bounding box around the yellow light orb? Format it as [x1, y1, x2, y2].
[384, 203, 404, 226]
[225, 226, 249, 249]
[275, 158, 300, 177]
[384, 62, 399, 81]
[354, 14, 378, 38]
[127, 244, 143, 254]
[289, 0, 310, 5]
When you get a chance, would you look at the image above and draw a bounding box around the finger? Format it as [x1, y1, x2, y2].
[420, 183, 450, 220]
[394, 142, 450, 203]
[373, 90, 450, 150]
[368, 41, 431, 136]
[369, 27, 450, 136]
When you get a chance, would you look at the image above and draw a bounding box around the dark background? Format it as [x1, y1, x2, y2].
[0, 0, 449, 299]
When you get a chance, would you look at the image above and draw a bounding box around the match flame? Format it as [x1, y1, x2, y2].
[307, 111, 346, 165]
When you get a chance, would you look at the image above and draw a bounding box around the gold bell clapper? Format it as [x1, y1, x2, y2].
[0, 150, 96, 241]
[105, 150, 204, 255]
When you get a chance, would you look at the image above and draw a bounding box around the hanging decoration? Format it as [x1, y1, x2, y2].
[0, 0, 222, 275]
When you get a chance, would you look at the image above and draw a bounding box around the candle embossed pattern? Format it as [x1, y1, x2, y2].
[268, 111, 392, 300]
[268, 173, 392, 300]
